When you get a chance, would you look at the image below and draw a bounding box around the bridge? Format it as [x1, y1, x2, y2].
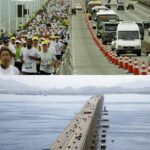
[45, 96, 109, 150]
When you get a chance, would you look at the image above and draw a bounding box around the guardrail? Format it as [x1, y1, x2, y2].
[49, 96, 104, 150]
[60, 1, 73, 75]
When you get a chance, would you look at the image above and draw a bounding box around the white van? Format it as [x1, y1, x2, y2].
[115, 22, 141, 56]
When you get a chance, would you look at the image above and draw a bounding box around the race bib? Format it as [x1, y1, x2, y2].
[25, 62, 33, 70]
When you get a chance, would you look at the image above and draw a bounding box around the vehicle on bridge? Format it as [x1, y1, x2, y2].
[85, 0, 101, 12]
[136, 22, 145, 40]
[91, 6, 109, 29]
[127, 3, 134, 10]
[117, 4, 125, 11]
[101, 21, 119, 45]
[96, 10, 119, 38]
[87, 0, 102, 20]
[114, 22, 141, 56]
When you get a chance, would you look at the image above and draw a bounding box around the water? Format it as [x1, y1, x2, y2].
[0, 95, 90, 150]
[105, 94, 150, 150]
[0, 94, 150, 150]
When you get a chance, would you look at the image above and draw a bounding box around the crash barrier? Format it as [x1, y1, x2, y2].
[60, 2, 73, 75]
[80, 0, 150, 75]
[60, 46, 73, 75]
[50, 96, 104, 150]
[138, 0, 150, 7]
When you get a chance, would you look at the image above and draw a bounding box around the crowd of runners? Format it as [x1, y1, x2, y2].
[0, 0, 70, 75]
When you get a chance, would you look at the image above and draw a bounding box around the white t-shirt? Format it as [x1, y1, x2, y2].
[55, 42, 63, 55]
[21, 47, 40, 73]
[39, 50, 56, 73]
[50, 41, 57, 55]
[0, 65, 20, 75]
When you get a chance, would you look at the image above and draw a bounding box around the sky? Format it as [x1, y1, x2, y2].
[0, 76, 150, 89]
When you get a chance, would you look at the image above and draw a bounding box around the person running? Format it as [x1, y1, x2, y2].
[0, 37, 16, 65]
[21, 38, 41, 75]
[0, 46, 20, 75]
[55, 36, 63, 60]
[15, 40, 22, 72]
[39, 40, 57, 75]
[32, 36, 41, 51]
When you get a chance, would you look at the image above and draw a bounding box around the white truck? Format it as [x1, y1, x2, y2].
[115, 22, 141, 56]
[91, 6, 109, 29]
[96, 10, 119, 38]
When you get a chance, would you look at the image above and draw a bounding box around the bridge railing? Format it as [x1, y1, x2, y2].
[60, 1, 73, 75]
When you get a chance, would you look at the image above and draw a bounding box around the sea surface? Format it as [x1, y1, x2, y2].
[0, 94, 150, 150]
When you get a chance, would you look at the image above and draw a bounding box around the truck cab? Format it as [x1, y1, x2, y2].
[96, 10, 119, 38]
[115, 22, 141, 56]
[101, 21, 119, 44]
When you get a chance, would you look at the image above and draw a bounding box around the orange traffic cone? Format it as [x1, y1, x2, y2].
[141, 62, 147, 75]
[123, 56, 129, 70]
[133, 59, 140, 75]
[105, 50, 108, 57]
[112, 52, 116, 64]
[114, 54, 119, 65]
[107, 50, 110, 59]
[128, 58, 133, 73]
[119, 56, 123, 68]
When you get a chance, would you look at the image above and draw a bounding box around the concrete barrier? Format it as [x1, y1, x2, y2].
[50, 96, 104, 150]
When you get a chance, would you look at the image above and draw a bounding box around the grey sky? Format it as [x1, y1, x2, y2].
[0, 76, 149, 89]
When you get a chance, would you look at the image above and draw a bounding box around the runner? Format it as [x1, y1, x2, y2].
[21, 38, 41, 75]
[39, 40, 57, 75]
[0, 46, 20, 75]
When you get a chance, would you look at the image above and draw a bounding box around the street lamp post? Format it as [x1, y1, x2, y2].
[16, 0, 18, 30]
[8, 0, 11, 33]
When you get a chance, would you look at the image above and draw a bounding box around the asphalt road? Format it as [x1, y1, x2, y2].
[71, 0, 127, 75]
[71, 0, 150, 75]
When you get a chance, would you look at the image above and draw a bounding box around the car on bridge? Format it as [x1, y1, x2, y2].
[75, 4, 83, 10]
[136, 22, 145, 40]
[115, 22, 141, 56]
[143, 20, 150, 28]
[117, 4, 125, 11]
[127, 3, 134, 10]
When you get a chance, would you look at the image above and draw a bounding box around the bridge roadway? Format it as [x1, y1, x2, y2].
[50, 96, 104, 150]
[71, 0, 150, 75]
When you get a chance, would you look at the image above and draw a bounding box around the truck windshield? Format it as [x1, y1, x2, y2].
[105, 24, 118, 31]
[118, 31, 139, 40]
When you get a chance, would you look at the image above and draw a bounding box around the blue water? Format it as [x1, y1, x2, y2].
[0, 94, 150, 150]
[0, 95, 90, 150]
[104, 94, 150, 150]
